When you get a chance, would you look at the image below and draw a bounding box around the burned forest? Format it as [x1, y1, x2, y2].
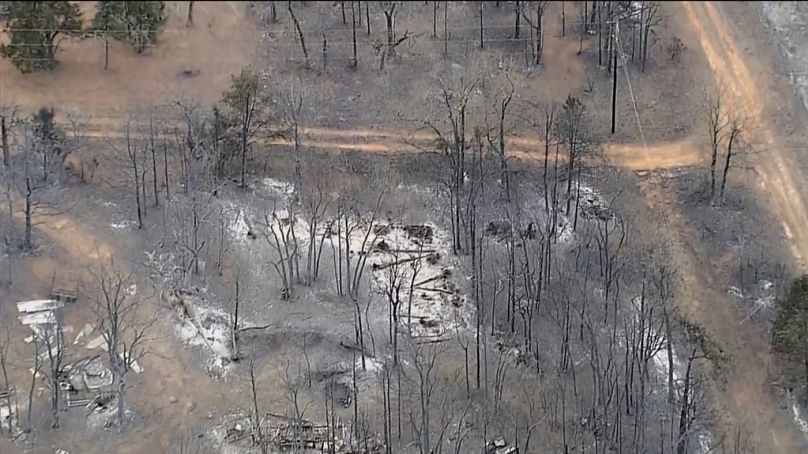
[1, 2, 808, 453]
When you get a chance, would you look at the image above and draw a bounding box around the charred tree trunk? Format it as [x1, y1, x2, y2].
[150, 119, 159, 207]
[719, 122, 740, 203]
[479, 1, 484, 49]
[126, 126, 143, 230]
[162, 137, 170, 201]
[433, 1, 438, 37]
[288, 2, 310, 69]
[187, 1, 194, 27]
[1, 116, 8, 168]
[351, 1, 358, 68]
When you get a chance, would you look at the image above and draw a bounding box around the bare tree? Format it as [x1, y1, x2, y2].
[375, 2, 410, 70]
[423, 74, 479, 254]
[40, 314, 67, 428]
[247, 354, 265, 449]
[261, 204, 300, 300]
[171, 194, 213, 279]
[186, 1, 194, 27]
[521, 1, 549, 66]
[555, 94, 588, 217]
[0, 115, 7, 169]
[90, 261, 155, 429]
[405, 339, 443, 454]
[301, 167, 332, 285]
[25, 336, 41, 434]
[706, 87, 727, 204]
[719, 113, 744, 204]
[288, 2, 310, 70]
[22, 129, 34, 250]
[487, 74, 515, 202]
[639, 2, 661, 72]
[0, 320, 13, 433]
[281, 356, 312, 451]
[115, 122, 144, 230]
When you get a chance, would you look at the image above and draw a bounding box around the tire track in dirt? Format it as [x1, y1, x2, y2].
[675, 1, 808, 451]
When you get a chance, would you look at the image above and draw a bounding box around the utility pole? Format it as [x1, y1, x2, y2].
[611, 20, 618, 134]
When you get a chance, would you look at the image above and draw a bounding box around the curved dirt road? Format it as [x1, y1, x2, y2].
[679, 1, 808, 451]
[683, 2, 808, 269]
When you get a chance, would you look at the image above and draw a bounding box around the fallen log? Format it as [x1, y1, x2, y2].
[415, 286, 455, 295]
[372, 255, 427, 271]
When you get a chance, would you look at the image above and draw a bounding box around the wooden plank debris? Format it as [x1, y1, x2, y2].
[19, 312, 56, 326]
[16, 299, 62, 313]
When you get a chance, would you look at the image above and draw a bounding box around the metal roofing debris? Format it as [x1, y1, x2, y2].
[73, 323, 95, 345]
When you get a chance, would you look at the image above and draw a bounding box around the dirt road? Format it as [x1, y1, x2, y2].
[683, 2, 808, 269]
[74, 119, 705, 171]
[675, 1, 808, 451]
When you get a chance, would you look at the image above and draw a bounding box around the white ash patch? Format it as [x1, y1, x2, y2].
[169, 292, 235, 377]
[356, 356, 384, 374]
[651, 340, 683, 383]
[228, 178, 471, 339]
[227, 205, 252, 245]
[258, 177, 295, 197]
[110, 219, 137, 230]
[787, 389, 808, 442]
[697, 433, 713, 454]
[366, 223, 470, 339]
[727, 286, 744, 299]
[755, 280, 775, 309]
[555, 216, 575, 245]
[577, 183, 614, 221]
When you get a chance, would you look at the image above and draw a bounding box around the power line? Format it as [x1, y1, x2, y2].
[2, 18, 615, 35]
[613, 19, 647, 145]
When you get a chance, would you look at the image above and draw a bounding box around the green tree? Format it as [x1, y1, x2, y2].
[0, 2, 81, 72]
[221, 67, 269, 188]
[774, 275, 808, 400]
[93, 1, 166, 54]
[31, 107, 65, 182]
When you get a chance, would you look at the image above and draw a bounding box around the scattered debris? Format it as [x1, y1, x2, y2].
[325, 382, 352, 408]
[403, 224, 433, 242]
[86, 335, 108, 351]
[177, 68, 200, 78]
[73, 323, 95, 345]
[18, 311, 56, 326]
[487, 437, 517, 454]
[577, 184, 614, 221]
[16, 299, 63, 313]
[49, 271, 80, 303]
